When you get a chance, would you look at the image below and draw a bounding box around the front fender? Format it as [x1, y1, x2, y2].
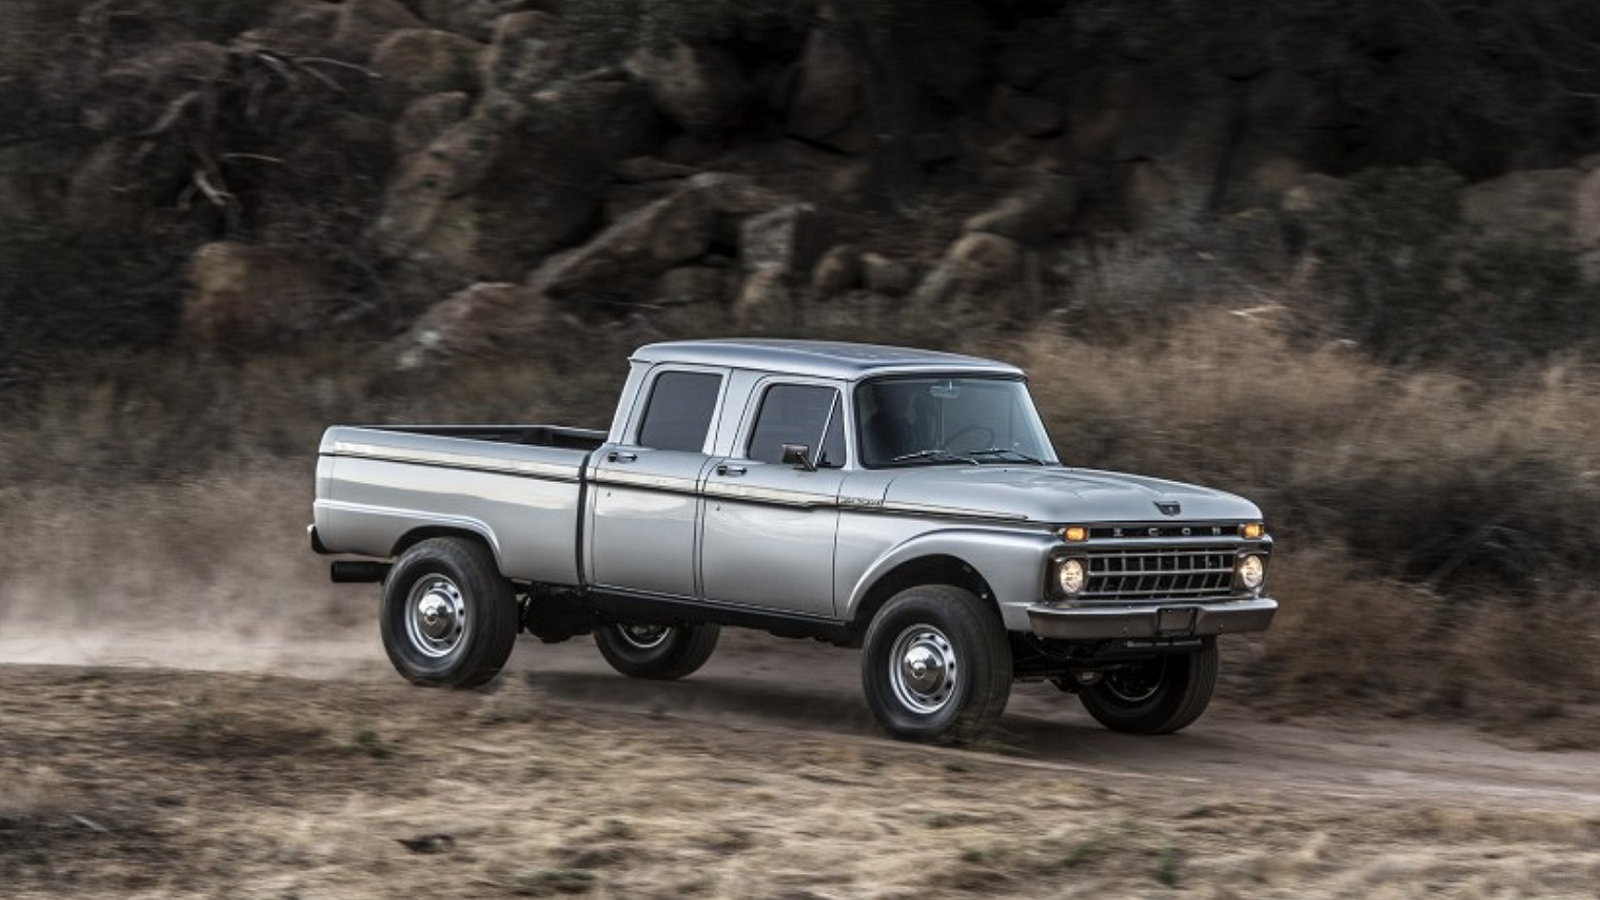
[843, 526, 1059, 632]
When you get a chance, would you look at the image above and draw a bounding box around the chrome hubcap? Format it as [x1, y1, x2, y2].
[406, 576, 467, 658]
[1104, 659, 1165, 703]
[889, 625, 958, 714]
[615, 624, 671, 650]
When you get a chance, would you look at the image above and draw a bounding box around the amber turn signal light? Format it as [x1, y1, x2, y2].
[1061, 526, 1088, 542]
[1241, 523, 1264, 539]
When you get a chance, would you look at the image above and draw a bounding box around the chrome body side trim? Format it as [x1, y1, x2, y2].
[330, 441, 581, 482]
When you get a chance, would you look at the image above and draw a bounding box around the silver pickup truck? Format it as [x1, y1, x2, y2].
[311, 339, 1276, 743]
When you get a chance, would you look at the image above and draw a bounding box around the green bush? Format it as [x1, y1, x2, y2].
[1319, 164, 1600, 364]
[1319, 163, 1465, 361]
[1458, 241, 1600, 362]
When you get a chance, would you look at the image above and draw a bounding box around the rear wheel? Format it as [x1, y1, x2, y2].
[1079, 644, 1219, 734]
[380, 537, 518, 688]
[860, 585, 1012, 744]
[594, 622, 720, 680]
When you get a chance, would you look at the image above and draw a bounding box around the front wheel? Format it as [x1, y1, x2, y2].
[380, 537, 519, 688]
[1079, 645, 1219, 734]
[594, 622, 720, 680]
[860, 585, 1012, 744]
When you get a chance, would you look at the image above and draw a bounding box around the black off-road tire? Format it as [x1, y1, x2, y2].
[594, 622, 721, 680]
[1079, 644, 1219, 735]
[860, 585, 1013, 745]
[380, 537, 519, 688]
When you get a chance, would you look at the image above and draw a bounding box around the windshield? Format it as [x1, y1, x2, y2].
[854, 376, 1058, 468]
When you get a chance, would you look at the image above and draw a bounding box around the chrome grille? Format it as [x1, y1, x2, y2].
[1084, 547, 1237, 601]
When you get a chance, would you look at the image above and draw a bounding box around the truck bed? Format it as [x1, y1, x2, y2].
[313, 424, 605, 584]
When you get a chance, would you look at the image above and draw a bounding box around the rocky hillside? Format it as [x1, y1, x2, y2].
[4, 0, 1600, 369]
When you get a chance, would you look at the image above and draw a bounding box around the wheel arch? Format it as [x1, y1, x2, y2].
[843, 554, 997, 647]
[391, 525, 504, 572]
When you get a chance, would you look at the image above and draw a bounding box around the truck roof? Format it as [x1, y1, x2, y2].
[631, 339, 1023, 382]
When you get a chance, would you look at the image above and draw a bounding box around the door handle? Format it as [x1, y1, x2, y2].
[716, 465, 747, 477]
[607, 451, 638, 463]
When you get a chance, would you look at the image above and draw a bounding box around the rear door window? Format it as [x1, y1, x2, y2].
[747, 384, 846, 468]
[636, 371, 722, 452]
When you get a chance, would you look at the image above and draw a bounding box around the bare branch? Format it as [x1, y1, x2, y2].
[219, 152, 288, 166]
[254, 50, 296, 85]
[292, 56, 383, 80]
[191, 167, 234, 210]
[140, 90, 202, 137]
[292, 62, 346, 95]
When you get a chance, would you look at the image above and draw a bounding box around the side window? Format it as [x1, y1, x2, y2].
[637, 371, 722, 452]
[747, 384, 846, 468]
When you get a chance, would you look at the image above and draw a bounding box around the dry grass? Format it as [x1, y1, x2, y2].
[3, 311, 1598, 730]
[1016, 309, 1600, 723]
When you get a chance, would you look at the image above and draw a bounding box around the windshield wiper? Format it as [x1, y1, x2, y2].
[969, 448, 1048, 465]
[889, 448, 979, 465]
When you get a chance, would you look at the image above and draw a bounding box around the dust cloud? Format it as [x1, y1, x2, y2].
[0, 469, 383, 678]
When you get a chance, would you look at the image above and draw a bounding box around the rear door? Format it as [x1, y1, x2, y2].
[701, 381, 848, 617]
[588, 368, 725, 598]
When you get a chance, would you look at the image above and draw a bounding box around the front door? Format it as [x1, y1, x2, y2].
[701, 382, 847, 617]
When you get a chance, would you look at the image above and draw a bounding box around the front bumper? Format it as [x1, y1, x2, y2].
[1027, 596, 1278, 640]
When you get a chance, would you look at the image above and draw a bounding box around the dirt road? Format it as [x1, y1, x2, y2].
[3, 628, 1598, 899]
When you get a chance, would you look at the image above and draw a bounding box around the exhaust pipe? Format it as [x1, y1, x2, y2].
[331, 561, 391, 584]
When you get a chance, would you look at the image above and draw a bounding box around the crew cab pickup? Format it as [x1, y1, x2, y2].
[311, 339, 1276, 742]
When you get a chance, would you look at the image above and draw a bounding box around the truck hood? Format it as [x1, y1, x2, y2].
[879, 466, 1261, 524]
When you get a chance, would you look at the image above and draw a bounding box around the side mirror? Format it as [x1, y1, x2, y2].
[781, 443, 817, 472]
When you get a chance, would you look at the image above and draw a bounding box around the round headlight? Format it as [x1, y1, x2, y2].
[1238, 554, 1266, 590]
[1055, 558, 1087, 596]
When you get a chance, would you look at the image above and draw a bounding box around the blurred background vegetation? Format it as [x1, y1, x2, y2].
[1, 0, 1597, 738]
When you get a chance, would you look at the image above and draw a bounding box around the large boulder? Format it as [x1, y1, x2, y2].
[236, 2, 341, 55]
[482, 11, 564, 95]
[393, 91, 473, 159]
[626, 40, 751, 138]
[332, 0, 425, 61]
[733, 264, 793, 332]
[528, 187, 717, 307]
[394, 282, 551, 370]
[406, 0, 546, 42]
[963, 175, 1084, 245]
[741, 203, 827, 279]
[656, 265, 734, 306]
[786, 28, 862, 151]
[531, 173, 788, 314]
[181, 242, 341, 348]
[810, 244, 862, 298]
[910, 232, 1028, 330]
[861, 252, 916, 296]
[371, 76, 657, 282]
[687, 171, 787, 218]
[371, 29, 487, 101]
[730, 203, 827, 331]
